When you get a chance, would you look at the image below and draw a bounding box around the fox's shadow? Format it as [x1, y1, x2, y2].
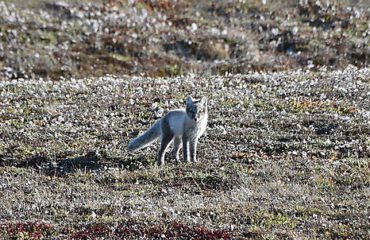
[14, 151, 101, 176]
[13, 151, 152, 176]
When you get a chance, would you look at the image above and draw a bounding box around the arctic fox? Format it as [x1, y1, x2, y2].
[128, 96, 208, 165]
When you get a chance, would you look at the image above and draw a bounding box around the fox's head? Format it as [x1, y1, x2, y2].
[185, 96, 208, 122]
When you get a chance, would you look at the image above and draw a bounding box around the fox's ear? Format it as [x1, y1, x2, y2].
[186, 96, 193, 105]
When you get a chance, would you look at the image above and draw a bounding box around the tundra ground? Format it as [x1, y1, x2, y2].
[1, 67, 369, 239]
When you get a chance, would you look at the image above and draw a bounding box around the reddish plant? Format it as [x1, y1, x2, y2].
[70, 221, 231, 239]
[0, 221, 54, 239]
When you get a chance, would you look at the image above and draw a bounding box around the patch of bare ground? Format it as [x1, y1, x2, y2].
[0, 66, 369, 238]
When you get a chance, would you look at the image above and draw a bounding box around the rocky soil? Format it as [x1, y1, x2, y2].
[0, 66, 369, 238]
[0, 0, 369, 239]
[0, 0, 369, 80]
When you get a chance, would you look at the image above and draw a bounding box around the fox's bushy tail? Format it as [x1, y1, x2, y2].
[128, 120, 161, 151]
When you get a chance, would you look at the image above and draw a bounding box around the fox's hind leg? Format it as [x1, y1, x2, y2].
[171, 136, 182, 163]
[157, 133, 173, 166]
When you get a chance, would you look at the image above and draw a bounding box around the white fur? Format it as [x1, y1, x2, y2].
[166, 109, 186, 136]
[128, 96, 208, 165]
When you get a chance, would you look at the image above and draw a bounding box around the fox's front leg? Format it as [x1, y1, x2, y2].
[182, 136, 190, 163]
[189, 139, 198, 162]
